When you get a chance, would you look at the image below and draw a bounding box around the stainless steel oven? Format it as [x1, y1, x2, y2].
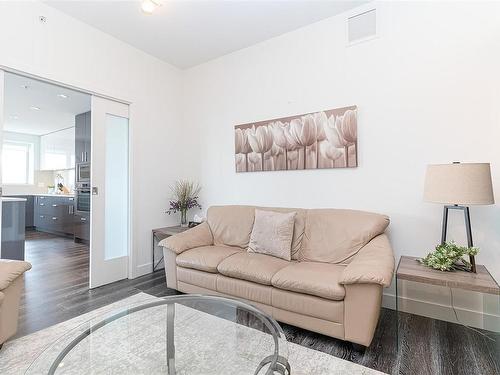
[75, 182, 91, 213]
[76, 162, 91, 183]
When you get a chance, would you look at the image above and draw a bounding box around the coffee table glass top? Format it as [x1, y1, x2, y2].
[26, 294, 290, 375]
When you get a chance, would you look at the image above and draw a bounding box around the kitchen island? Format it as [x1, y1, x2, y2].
[1, 197, 26, 260]
[6, 193, 76, 238]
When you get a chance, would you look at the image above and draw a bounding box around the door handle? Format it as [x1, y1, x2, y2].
[52, 204, 58, 207]
[92, 187, 98, 195]
[81, 217, 87, 222]
[52, 217, 58, 220]
[81, 152, 84, 162]
[39, 203, 45, 206]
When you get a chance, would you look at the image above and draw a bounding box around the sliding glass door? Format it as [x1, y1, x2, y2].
[89, 96, 130, 288]
[0, 69, 4, 250]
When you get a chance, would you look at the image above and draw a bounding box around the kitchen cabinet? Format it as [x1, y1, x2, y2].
[40, 127, 75, 170]
[75, 111, 91, 164]
[74, 212, 90, 243]
[34, 195, 75, 236]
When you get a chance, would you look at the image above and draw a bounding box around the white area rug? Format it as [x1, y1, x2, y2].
[0, 293, 385, 375]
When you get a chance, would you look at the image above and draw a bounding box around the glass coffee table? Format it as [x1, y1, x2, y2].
[26, 295, 290, 375]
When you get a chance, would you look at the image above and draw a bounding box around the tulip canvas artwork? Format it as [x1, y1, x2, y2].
[234, 105, 357, 172]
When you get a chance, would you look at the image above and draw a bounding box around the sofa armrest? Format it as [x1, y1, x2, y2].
[340, 234, 394, 287]
[159, 222, 213, 254]
[0, 260, 32, 291]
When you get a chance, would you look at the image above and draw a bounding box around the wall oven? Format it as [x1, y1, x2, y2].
[76, 162, 91, 183]
[75, 182, 91, 213]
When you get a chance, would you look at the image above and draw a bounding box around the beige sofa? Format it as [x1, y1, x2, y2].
[0, 259, 31, 348]
[160, 205, 394, 346]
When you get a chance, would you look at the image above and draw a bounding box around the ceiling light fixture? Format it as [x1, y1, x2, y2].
[57, 94, 68, 99]
[141, 0, 161, 14]
[30, 106, 41, 111]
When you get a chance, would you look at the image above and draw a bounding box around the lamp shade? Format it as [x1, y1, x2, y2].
[424, 163, 495, 205]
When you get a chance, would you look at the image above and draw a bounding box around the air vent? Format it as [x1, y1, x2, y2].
[347, 9, 377, 45]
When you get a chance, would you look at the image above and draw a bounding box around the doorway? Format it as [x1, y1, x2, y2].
[0, 70, 131, 293]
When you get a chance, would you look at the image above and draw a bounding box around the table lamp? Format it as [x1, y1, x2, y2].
[423, 162, 494, 273]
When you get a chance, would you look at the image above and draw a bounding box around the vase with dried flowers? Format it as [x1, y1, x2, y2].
[166, 180, 202, 227]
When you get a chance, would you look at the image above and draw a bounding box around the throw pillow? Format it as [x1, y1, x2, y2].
[248, 209, 296, 261]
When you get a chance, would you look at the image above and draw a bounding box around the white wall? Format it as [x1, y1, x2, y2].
[0, 1, 190, 277]
[182, 2, 500, 326]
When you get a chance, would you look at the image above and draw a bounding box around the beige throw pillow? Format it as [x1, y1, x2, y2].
[248, 209, 296, 261]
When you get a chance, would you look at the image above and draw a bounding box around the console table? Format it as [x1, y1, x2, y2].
[395, 256, 499, 340]
[152, 226, 189, 272]
[397, 256, 499, 295]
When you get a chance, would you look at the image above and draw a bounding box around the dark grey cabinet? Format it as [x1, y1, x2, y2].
[74, 212, 90, 243]
[75, 111, 91, 163]
[25, 195, 34, 227]
[5, 195, 34, 228]
[34, 196, 75, 236]
[1, 198, 26, 260]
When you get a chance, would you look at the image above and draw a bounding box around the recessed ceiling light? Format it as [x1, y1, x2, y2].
[57, 94, 68, 99]
[30, 106, 41, 111]
[141, 0, 161, 14]
[21, 84, 29, 90]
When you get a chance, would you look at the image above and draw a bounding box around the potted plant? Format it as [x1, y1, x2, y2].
[166, 180, 202, 227]
[419, 241, 479, 272]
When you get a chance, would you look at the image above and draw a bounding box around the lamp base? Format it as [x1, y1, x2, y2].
[441, 205, 476, 273]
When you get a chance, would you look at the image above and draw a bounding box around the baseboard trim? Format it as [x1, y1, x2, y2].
[382, 292, 500, 332]
[132, 262, 153, 279]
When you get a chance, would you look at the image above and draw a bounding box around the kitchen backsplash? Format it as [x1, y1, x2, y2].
[3, 168, 75, 195]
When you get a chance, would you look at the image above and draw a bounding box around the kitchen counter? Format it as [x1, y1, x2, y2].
[8, 193, 75, 198]
[2, 197, 28, 202]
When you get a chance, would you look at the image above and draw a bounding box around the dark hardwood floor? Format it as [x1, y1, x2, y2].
[17, 231, 499, 374]
[17, 230, 178, 338]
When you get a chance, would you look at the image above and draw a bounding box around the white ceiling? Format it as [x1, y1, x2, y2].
[45, 1, 367, 69]
[4, 73, 91, 135]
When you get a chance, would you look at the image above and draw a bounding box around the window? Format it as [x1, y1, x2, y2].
[2, 141, 35, 184]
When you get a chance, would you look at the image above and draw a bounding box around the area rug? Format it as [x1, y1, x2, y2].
[0, 293, 385, 374]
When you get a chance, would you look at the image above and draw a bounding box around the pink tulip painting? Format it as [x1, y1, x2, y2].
[234, 105, 357, 172]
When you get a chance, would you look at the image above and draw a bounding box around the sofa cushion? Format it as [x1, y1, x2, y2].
[217, 252, 290, 286]
[177, 267, 218, 290]
[271, 288, 344, 322]
[217, 275, 273, 305]
[257, 207, 306, 260]
[300, 209, 390, 264]
[207, 205, 256, 248]
[176, 245, 243, 273]
[248, 209, 296, 261]
[271, 262, 346, 301]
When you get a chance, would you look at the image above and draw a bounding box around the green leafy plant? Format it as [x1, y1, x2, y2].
[419, 242, 479, 272]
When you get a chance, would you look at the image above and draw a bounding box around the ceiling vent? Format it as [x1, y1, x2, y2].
[347, 8, 377, 45]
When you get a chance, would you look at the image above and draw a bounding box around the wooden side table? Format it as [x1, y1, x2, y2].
[397, 256, 500, 295]
[395, 256, 500, 342]
[152, 226, 189, 272]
